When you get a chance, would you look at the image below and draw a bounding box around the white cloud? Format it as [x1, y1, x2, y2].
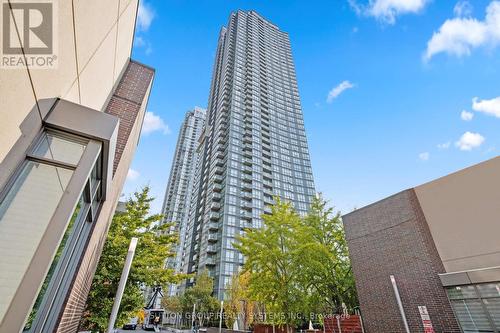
[349, 0, 431, 24]
[455, 131, 485, 151]
[454, 1, 473, 17]
[461, 110, 474, 121]
[134, 36, 153, 55]
[348, 0, 363, 15]
[424, 1, 500, 61]
[472, 96, 500, 118]
[137, 1, 155, 31]
[127, 168, 140, 181]
[134, 36, 146, 48]
[142, 111, 170, 135]
[419, 152, 430, 161]
[327, 81, 355, 103]
[437, 142, 451, 149]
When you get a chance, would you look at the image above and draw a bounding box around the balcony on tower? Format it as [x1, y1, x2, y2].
[208, 222, 219, 231]
[209, 212, 220, 221]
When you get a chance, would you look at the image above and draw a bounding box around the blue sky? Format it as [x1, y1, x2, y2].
[123, 0, 500, 215]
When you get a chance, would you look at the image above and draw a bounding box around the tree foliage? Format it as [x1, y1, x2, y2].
[235, 199, 307, 328]
[162, 294, 182, 314]
[224, 271, 255, 330]
[235, 195, 358, 328]
[161, 270, 220, 327]
[80, 186, 183, 331]
[181, 270, 220, 326]
[299, 194, 358, 313]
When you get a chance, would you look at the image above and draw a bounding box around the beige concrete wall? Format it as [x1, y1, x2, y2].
[0, 65, 39, 163]
[415, 156, 500, 273]
[0, 0, 138, 164]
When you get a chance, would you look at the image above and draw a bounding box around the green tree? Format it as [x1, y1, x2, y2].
[162, 295, 182, 314]
[235, 196, 359, 330]
[80, 186, 183, 331]
[299, 194, 358, 314]
[224, 271, 255, 330]
[161, 295, 183, 328]
[180, 270, 220, 326]
[235, 199, 306, 331]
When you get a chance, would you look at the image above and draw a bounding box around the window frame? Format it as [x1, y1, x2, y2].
[0, 129, 103, 333]
[447, 283, 500, 333]
[27, 152, 104, 333]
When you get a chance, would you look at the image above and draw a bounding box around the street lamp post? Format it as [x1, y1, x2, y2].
[390, 275, 410, 333]
[191, 303, 197, 332]
[107, 237, 138, 333]
[219, 300, 224, 333]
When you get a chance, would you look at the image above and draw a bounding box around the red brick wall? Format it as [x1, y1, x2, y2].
[254, 323, 296, 333]
[54, 60, 154, 333]
[106, 60, 154, 175]
[324, 316, 362, 333]
[343, 189, 461, 333]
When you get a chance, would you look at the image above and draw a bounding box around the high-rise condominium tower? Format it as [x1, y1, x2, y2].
[186, 10, 315, 298]
[160, 107, 206, 295]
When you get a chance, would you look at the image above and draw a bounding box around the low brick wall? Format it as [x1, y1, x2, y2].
[254, 324, 296, 333]
[323, 316, 362, 333]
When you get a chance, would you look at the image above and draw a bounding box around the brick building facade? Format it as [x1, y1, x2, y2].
[343, 157, 500, 333]
[344, 190, 461, 333]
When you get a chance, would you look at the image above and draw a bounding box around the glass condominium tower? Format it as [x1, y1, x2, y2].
[186, 10, 315, 298]
[160, 107, 206, 295]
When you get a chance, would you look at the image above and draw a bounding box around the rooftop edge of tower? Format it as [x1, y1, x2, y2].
[230, 10, 282, 32]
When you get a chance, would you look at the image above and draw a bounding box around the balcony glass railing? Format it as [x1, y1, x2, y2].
[208, 222, 219, 230]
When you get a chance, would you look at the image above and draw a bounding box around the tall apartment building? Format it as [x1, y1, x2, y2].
[0, 1, 154, 332]
[160, 107, 206, 296]
[185, 11, 315, 298]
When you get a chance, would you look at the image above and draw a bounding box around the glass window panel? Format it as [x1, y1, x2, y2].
[451, 299, 494, 332]
[483, 298, 500, 329]
[23, 195, 84, 331]
[91, 196, 100, 220]
[477, 283, 500, 298]
[0, 162, 73, 322]
[32, 132, 87, 165]
[90, 160, 99, 191]
[447, 285, 478, 300]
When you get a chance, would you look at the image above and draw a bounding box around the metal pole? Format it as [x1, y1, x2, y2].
[390, 275, 410, 333]
[107, 237, 138, 333]
[359, 313, 365, 333]
[191, 303, 196, 331]
[219, 300, 224, 333]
